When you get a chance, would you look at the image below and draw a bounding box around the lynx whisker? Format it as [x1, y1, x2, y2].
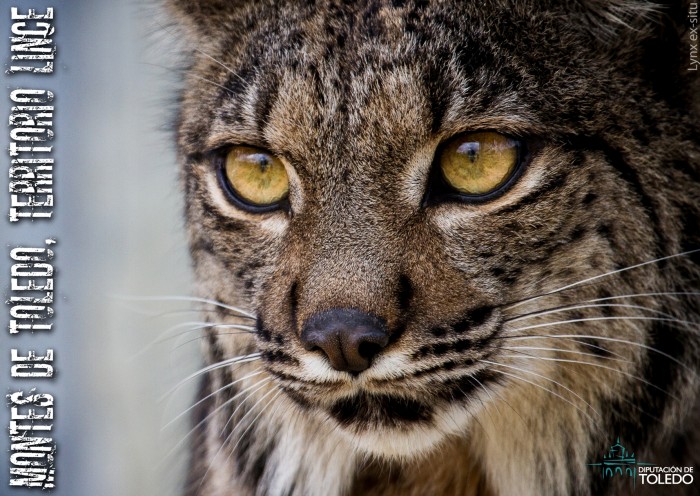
[175, 330, 256, 349]
[187, 72, 239, 96]
[115, 294, 257, 319]
[468, 373, 499, 410]
[159, 352, 262, 402]
[502, 333, 698, 378]
[227, 388, 284, 455]
[494, 334, 625, 359]
[465, 372, 532, 431]
[479, 361, 599, 425]
[139, 321, 255, 356]
[218, 379, 275, 436]
[143, 308, 256, 321]
[153, 19, 244, 83]
[163, 376, 273, 464]
[589, 291, 700, 302]
[502, 345, 629, 362]
[192, 46, 249, 86]
[163, 369, 266, 429]
[480, 359, 600, 418]
[506, 302, 687, 325]
[506, 315, 700, 335]
[462, 376, 502, 430]
[503, 249, 700, 311]
[472, 373, 529, 428]
[198, 386, 281, 489]
[453, 382, 492, 436]
[206, 389, 289, 494]
[499, 354, 680, 400]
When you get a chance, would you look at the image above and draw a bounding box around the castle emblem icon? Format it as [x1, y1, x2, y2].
[588, 438, 654, 488]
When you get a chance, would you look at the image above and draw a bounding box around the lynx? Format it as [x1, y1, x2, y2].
[166, 1, 700, 494]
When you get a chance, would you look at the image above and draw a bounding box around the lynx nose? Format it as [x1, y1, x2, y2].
[300, 308, 389, 373]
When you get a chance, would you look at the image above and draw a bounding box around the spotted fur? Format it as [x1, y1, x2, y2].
[166, 1, 700, 494]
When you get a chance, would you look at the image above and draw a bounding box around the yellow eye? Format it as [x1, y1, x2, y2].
[222, 146, 289, 207]
[438, 132, 519, 196]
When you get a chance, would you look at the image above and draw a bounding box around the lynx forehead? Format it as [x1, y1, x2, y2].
[167, 1, 700, 495]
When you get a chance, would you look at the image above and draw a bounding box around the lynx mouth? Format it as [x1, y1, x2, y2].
[328, 393, 433, 427]
[270, 352, 503, 458]
[320, 389, 482, 459]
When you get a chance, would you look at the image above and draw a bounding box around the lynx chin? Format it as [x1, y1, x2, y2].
[165, 1, 700, 494]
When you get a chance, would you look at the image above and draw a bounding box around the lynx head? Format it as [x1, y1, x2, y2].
[168, 0, 699, 470]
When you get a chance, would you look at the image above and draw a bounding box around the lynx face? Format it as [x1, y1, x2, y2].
[170, 1, 699, 494]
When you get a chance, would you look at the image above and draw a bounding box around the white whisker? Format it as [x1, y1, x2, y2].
[480, 359, 600, 419]
[454, 382, 492, 437]
[590, 291, 700, 302]
[199, 386, 280, 489]
[505, 249, 700, 311]
[502, 345, 628, 362]
[162, 376, 273, 463]
[507, 303, 687, 325]
[480, 361, 598, 425]
[135, 321, 255, 359]
[498, 354, 680, 399]
[175, 330, 255, 349]
[503, 333, 698, 378]
[162, 369, 265, 430]
[507, 315, 700, 335]
[192, 47, 249, 88]
[218, 379, 275, 436]
[159, 353, 262, 402]
[227, 388, 284, 456]
[463, 375, 505, 431]
[188, 72, 238, 96]
[113, 294, 256, 319]
[468, 372, 528, 427]
[495, 334, 627, 359]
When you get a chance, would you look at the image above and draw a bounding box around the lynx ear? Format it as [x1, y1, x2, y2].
[164, 0, 246, 40]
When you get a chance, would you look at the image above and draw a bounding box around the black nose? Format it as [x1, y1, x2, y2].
[300, 308, 389, 373]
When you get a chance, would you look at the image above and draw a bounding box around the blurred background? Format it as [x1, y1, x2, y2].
[0, 1, 199, 495]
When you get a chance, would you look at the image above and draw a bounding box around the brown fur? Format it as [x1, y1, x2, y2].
[166, 1, 700, 495]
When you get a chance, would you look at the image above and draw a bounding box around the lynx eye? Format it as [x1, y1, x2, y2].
[438, 131, 520, 197]
[219, 146, 289, 211]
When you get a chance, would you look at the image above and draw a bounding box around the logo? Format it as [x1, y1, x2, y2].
[589, 438, 694, 488]
[588, 438, 653, 488]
